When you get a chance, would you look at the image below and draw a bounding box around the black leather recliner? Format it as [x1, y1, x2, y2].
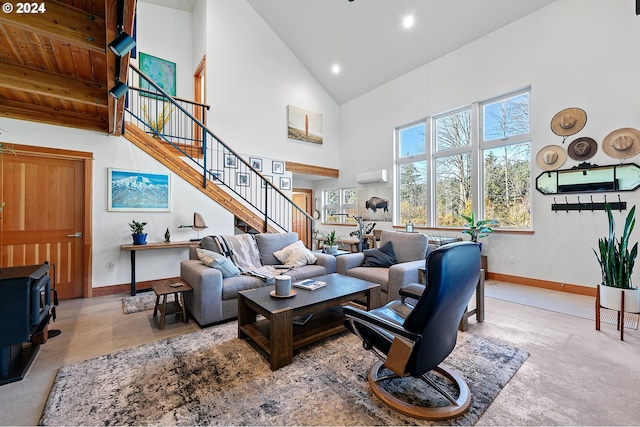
[343, 241, 481, 420]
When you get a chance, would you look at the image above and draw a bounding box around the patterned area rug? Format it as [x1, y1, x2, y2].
[486, 282, 639, 329]
[40, 322, 528, 426]
[122, 292, 174, 314]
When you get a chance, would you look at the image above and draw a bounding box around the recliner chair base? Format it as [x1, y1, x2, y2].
[368, 361, 471, 420]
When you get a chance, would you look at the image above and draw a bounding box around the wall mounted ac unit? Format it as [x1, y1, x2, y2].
[356, 169, 388, 184]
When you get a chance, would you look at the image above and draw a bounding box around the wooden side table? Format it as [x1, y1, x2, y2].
[152, 279, 192, 329]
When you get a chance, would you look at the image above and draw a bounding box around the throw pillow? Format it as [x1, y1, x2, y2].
[363, 241, 397, 268]
[196, 248, 240, 278]
[272, 240, 317, 268]
[199, 236, 218, 252]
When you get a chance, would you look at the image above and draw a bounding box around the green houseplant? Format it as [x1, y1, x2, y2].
[323, 229, 339, 254]
[459, 212, 498, 242]
[129, 220, 148, 245]
[593, 204, 640, 327]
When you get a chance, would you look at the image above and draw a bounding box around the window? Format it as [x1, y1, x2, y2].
[395, 88, 531, 230]
[323, 187, 357, 223]
[480, 91, 531, 228]
[397, 122, 427, 225]
[434, 108, 471, 227]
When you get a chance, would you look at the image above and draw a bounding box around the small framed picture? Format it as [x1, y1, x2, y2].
[209, 169, 224, 183]
[261, 175, 273, 188]
[272, 160, 284, 174]
[249, 157, 262, 171]
[280, 176, 291, 190]
[224, 154, 237, 168]
[237, 172, 250, 187]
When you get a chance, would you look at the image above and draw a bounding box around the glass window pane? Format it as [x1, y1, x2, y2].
[342, 188, 357, 204]
[325, 189, 338, 205]
[399, 123, 426, 158]
[483, 142, 531, 228]
[435, 109, 471, 152]
[435, 153, 471, 226]
[399, 161, 427, 225]
[483, 92, 529, 141]
[325, 209, 338, 223]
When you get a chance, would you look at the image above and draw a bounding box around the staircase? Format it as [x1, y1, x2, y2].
[122, 64, 313, 239]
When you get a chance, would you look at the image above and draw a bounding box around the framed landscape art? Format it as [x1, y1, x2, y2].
[108, 168, 171, 212]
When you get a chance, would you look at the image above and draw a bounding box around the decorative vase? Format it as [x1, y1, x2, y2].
[165, 228, 171, 243]
[326, 245, 339, 255]
[598, 285, 640, 313]
[132, 233, 147, 245]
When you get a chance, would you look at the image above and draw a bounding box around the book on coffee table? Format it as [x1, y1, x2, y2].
[293, 279, 326, 291]
[292, 313, 313, 325]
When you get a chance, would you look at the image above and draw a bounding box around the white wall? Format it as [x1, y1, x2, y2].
[0, 118, 235, 288]
[201, 0, 340, 168]
[326, 0, 640, 289]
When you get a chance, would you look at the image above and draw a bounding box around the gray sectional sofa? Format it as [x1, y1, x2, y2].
[180, 232, 336, 326]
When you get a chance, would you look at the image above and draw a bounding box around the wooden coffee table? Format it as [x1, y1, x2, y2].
[238, 273, 381, 370]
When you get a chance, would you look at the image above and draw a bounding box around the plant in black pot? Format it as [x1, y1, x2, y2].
[129, 220, 148, 245]
[593, 204, 640, 337]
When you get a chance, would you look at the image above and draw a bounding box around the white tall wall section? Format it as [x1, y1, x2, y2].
[201, 0, 340, 168]
[334, 0, 640, 289]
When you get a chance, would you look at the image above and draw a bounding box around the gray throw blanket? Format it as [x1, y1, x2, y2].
[219, 234, 288, 283]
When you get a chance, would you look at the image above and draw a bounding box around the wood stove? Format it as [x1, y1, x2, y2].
[0, 263, 51, 385]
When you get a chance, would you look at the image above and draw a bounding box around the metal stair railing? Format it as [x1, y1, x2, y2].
[124, 64, 313, 236]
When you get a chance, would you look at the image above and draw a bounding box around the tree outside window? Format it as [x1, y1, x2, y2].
[394, 88, 531, 230]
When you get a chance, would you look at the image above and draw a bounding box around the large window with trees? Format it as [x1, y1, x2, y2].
[395, 88, 531, 229]
[397, 122, 427, 225]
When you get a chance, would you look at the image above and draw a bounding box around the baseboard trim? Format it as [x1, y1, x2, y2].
[91, 277, 181, 297]
[486, 272, 596, 297]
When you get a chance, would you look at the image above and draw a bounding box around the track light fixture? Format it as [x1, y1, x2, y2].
[109, 31, 136, 57]
[109, 80, 128, 99]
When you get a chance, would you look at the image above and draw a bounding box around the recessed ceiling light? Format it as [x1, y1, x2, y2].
[403, 15, 414, 29]
[331, 64, 341, 74]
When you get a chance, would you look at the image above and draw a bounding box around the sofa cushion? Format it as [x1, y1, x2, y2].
[255, 232, 299, 265]
[363, 241, 397, 268]
[196, 248, 240, 278]
[199, 236, 219, 252]
[380, 231, 428, 263]
[273, 240, 317, 267]
[221, 274, 267, 300]
[345, 267, 389, 293]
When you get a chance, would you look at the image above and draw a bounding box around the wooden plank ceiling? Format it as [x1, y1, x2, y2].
[0, 0, 135, 135]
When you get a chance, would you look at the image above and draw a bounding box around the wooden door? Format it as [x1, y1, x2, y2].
[1, 145, 91, 299]
[292, 189, 313, 248]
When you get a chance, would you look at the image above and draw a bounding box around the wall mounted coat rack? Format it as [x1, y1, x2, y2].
[551, 195, 626, 212]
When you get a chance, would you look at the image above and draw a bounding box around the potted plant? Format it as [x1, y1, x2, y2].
[593, 203, 640, 316]
[459, 212, 498, 244]
[142, 104, 174, 138]
[129, 220, 148, 245]
[323, 230, 339, 255]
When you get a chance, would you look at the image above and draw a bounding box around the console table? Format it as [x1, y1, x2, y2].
[120, 241, 200, 295]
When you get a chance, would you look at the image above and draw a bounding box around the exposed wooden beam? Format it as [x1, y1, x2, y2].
[0, 98, 108, 132]
[107, 0, 136, 136]
[0, 1, 106, 52]
[0, 60, 108, 106]
[286, 161, 339, 178]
